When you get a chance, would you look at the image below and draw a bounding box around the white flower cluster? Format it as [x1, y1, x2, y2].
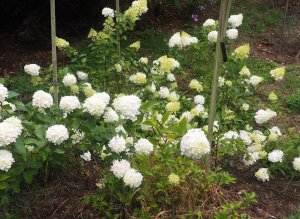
[102, 7, 115, 17]
[46, 124, 69, 145]
[194, 95, 205, 105]
[168, 32, 198, 48]
[226, 29, 239, 40]
[134, 138, 153, 155]
[0, 150, 14, 171]
[203, 19, 215, 27]
[207, 31, 218, 43]
[112, 95, 141, 121]
[139, 57, 148, 65]
[255, 109, 277, 124]
[0, 117, 23, 146]
[255, 168, 269, 182]
[76, 71, 88, 80]
[0, 84, 8, 103]
[228, 14, 243, 28]
[83, 92, 110, 116]
[24, 64, 40, 76]
[129, 72, 147, 85]
[180, 129, 210, 159]
[62, 73, 77, 87]
[247, 75, 263, 87]
[158, 87, 170, 98]
[103, 107, 119, 123]
[110, 159, 143, 188]
[59, 96, 81, 114]
[268, 150, 284, 163]
[221, 131, 239, 140]
[108, 135, 127, 153]
[32, 90, 53, 109]
[293, 157, 300, 171]
[80, 151, 91, 162]
[0, 101, 16, 114]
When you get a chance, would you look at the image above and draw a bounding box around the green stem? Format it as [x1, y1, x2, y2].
[50, 0, 59, 107]
[206, 0, 233, 172]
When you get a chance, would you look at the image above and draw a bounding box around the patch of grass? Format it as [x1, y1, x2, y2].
[283, 66, 300, 90]
[285, 208, 300, 219]
[287, 89, 300, 113]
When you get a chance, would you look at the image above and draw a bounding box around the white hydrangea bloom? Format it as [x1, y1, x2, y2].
[194, 95, 205, 105]
[150, 83, 156, 93]
[83, 92, 110, 116]
[111, 159, 131, 179]
[239, 130, 252, 145]
[248, 75, 263, 87]
[226, 29, 238, 40]
[108, 135, 127, 153]
[252, 130, 267, 143]
[268, 126, 282, 141]
[76, 71, 88, 80]
[239, 66, 251, 77]
[24, 64, 40, 76]
[139, 57, 148, 65]
[0, 117, 23, 147]
[293, 157, 300, 171]
[123, 168, 143, 188]
[112, 95, 141, 121]
[208, 31, 218, 42]
[134, 138, 153, 155]
[71, 129, 85, 144]
[254, 109, 277, 124]
[228, 13, 243, 28]
[180, 111, 194, 123]
[102, 7, 115, 17]
[103, 107, 119, 123]
[115, 125, 127, 134]
[268, 150, 284, 163]
[32, 90, 53, 109]
[167, 73, 176, 82]
[59, 96, 81, 114]
[129, 72, 146, 85]
[62, 73, 77, 87]
[0, 84, 9, 103]
[80, 151, 91, 161]
[168, 32, 181, 48]
[218, 77, 225, 86]
[222, 131, 239, 140]
[168, 32, 198, 48]
[158, 87, 170, 98]
[46, 125, 69, 145]
[243, 152, 259, 166]
[255, 168, 269, 182]
[0, 150, 14, 171]
[180, 129, 210, 159]
[242, 103, 250, 111]
[203, 18, 216, 27]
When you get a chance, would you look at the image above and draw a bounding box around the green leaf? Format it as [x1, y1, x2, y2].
[23, 170, 36, 184]
[7, 91, 20, 99]
[0, 182, 8, 190]
[55, 148, 65, 154]
[15, 141, 27, 156]
[0, 174, 9, 182]
[161, 112, 171, 124]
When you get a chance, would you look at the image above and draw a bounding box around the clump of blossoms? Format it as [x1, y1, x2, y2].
[268, 91, 278, 101]
[62, 73, 77, 87]
[180, 129, 210, 159]
[166, 101, 181, 113]
[268, 126, 282, 141]
[102, 7, 115, 18]
[154, 56, 180, 73]
[46, 124, 69, 145]
[270, 66, 285, 81]
[76, 71, 88, 80]
[83, 92, 110, 116]
[103, 107, 119, 123]
[255, 168, 269, 182]
[112, 95, 141, 121]
[123, 168, 143, 188]
[228, 13, 243, 28]
[108, 135, 127, 153]
[80, 151, 91, 161]
[293, 158, 300, 171]
[207, 30, 218, 43]
[59, 96, 81, 114]
[203, 18, 216, 27]
[111, 159, 131, 179]
[130, 41, 140, 51]
[129, 72, 147, 85]
[0, 117, 23, 146]
[168, 31, 198, 48]
[0, 150, 15, 171]
[232, 44, 250, 61]
[248, 75, 263, 87]
[139, 57, 148, 65]
[24, 64, 40, 76]
[239, 66, 251, 77]
[189, 79, 203, 92]
[32, 90, 53, 110]
[0, 84, 8, 102]
[56, 37, 70, 50]
[254, 109, 277, 124]
[134, 138, 153, 155]
[168, 173, 180, 186]
[268, 150, 284, 163]
[226, 29, 238, 40]
[158, 87, 170, 98]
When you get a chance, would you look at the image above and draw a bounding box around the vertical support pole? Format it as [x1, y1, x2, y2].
[206, 0, 232, 171]
[50, 0, 59, 107]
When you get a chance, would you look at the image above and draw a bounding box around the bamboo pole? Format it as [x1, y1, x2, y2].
[50, 0, 59, 107]
[206, 0, 233, 171]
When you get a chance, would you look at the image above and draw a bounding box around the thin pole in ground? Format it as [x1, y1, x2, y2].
[206, 0, 232, 171]
[50, 0, 59, 107]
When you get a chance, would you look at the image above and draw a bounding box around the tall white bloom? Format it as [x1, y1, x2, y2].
[102, 7, 115, 17]
[248, 75, 263, 86]
[226, 29, 238, 40]
[0, 150, 14, 171]
[123, 168, 143, 188]
[108, 135, 126, 153]
[254, 109, 277, 124]
[203, 18, 216, 27]
[167, 73, 176, 82]
[83, 92, 110, 116]
[103, 107, 119, 123]
[168, 32, 181, 48]
[62, 73, 77, 87]
[194, 95, 205, 105]
[208, 31, 218, 42]
[268, 150, 284, 163]
[255, 168, 269, 182]
[0, 84, 8, 103]
[0, 117, 22, 147]
[76, 71, 88, 80]
[112, 95, 141, 121]
[243, 152, 259, 166]
[32, 90, 53, 109]
[24, 64, 40, 76]
[134, 139, 153, 155]
[239, 130, 252, 145]
[222, 131, 239, 140]
[46, 125, 69, 145]
[139, 57, 148, 65]
[59, 96, 81, 114]
[180, 129, 210, 159]
[111, 159, 131, 178]
[80, 151, 91, 161]
[293, 157, 300, 171]
[158, 87, 170, 98]
[228, 13, 243, 28]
